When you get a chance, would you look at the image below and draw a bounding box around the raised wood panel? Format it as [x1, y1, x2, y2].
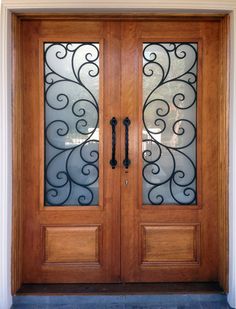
[44, 226, 100, 264]
[141, 224, 200, 265]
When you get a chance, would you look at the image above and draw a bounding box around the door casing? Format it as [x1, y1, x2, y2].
[11, 13, 229, 293]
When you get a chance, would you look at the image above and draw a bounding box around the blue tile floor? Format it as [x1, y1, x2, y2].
[12, 294, 234, 309]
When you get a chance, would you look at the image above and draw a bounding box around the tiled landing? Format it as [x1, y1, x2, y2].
[12, 294, 233, 308]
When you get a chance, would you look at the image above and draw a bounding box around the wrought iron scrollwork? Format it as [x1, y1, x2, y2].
[44, 42, 99, 206]
[142, 43, 197, 205]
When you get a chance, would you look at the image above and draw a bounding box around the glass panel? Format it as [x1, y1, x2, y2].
[142, 43, 197, 205]
[44, 43, 99, 206]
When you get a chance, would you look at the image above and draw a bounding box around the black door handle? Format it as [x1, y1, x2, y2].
[110, 117, 118, 169]
[123, 117, 131, 169]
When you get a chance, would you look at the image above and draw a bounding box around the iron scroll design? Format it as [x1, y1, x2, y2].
[142, 43, 197, 205]
[44, 43, 99, 206]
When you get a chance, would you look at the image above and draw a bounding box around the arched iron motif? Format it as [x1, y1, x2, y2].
[142, 42, 198, 205]
[44, 43, 99, 206]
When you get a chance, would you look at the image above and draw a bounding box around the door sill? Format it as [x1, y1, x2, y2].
[16, 282, 224, 295]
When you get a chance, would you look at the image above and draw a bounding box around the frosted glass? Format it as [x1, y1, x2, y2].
[142, 43, 197, 205]
[44, 43, 99, 206]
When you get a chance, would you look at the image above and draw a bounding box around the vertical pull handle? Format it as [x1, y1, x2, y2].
[110, 117, 118, 169]
[123, 117, 131, 169]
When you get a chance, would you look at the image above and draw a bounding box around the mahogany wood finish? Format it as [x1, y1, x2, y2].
[12, 15, 228, 292]
[44, 226, 100, 264]
[12, 14, 23, 292]
[141, 225, 200, 264]
[20, 20, 121, 283]
[120, 19, 223, 282]
[218, 15, 229, 291]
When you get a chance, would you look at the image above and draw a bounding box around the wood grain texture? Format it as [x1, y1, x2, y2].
[120, 21, 139, 282]
[218, 15, 230, 291]
[141, 224, 200, 264]
[19, 19, 121, 284]
[121, 19, 224, 283]
[44, 226, 100, 263]
[12, 13, 23, 294]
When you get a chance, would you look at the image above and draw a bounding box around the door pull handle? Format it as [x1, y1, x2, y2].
[123, 117, 131, 169]
[110, 117, 118, 169]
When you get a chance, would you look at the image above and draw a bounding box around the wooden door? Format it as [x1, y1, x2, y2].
[20, 17, 223, 284]
[121, 20, 221, 282]
[21, 19, 121, 283]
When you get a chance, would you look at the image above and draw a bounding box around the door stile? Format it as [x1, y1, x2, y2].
[102, 21, 122, 282]
[120, 21, 140, 281]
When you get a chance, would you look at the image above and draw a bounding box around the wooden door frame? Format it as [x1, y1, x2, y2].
[11, 13, 229, 294]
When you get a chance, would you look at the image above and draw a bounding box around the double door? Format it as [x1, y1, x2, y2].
[21, 17, 221, 283]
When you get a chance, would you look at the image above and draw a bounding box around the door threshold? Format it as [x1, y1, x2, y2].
[16, 282, 224, 295]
